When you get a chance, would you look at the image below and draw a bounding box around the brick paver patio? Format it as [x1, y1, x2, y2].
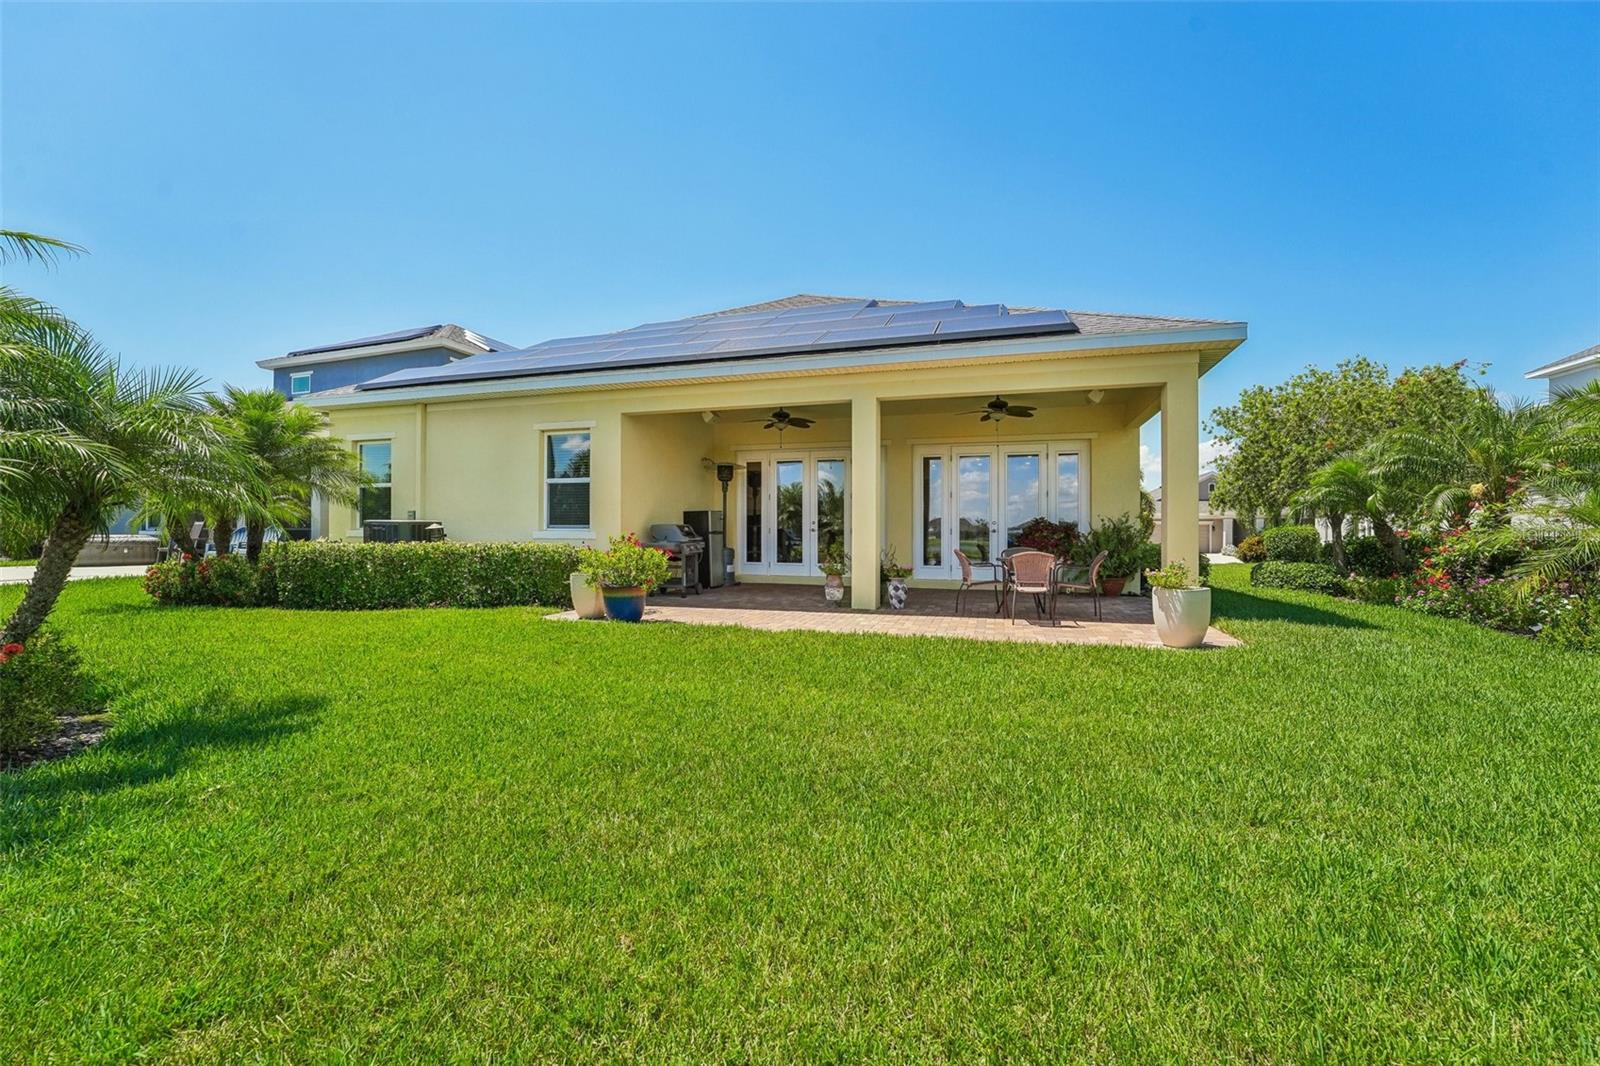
[548, 583, 1239, 648]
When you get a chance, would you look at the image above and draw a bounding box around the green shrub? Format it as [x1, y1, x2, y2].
[0, 628, 93, 756]
[1262, 525, 1321, 563]
[1540, 593, 1600, 652]
[1343, 536, 1398, 578]
[263, 540, 582, 610]
[0, 517, 46, 561]
[1250, 561, 1346, 595]
[144, 554, 261, 606]
[1236, 534, 1266, 562]
[1346, 574, 1405, 605]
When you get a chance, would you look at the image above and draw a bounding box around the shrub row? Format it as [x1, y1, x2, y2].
[263, 541, 581, 610]
[1249, 561, 1346, 595]
[144, 554, 261, 606]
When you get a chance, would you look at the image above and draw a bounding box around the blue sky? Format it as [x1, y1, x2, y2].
[4, 3, 1597, 482]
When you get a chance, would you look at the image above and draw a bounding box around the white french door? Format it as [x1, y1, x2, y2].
[912, 440, 1089, 580]
[736, 449, 850, 578]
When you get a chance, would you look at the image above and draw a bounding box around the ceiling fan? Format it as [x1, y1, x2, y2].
[964, 395, 1037, 422]
[745, 407, 815, 431]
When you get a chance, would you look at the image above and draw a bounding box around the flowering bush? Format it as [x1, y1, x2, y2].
[1539, 587, 1600, 651]
[1236, 534, 1267, 562]
[144, 553, 261, 607]
[1, 628, 93, 756]
[1399, 527, 1538, 631]
[578, 534, 671, 591]
[1015, 517, 1079, 559]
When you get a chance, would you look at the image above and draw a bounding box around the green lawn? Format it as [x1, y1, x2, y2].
[3, 569, 1597, 1061]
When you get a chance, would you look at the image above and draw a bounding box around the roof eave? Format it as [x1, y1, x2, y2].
[256, 335, 487, 370]
[306, 323, 1247, 409]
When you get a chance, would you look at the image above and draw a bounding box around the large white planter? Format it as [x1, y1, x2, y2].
[569, 571, 605, 620]
[1151, 586, 1211, 648]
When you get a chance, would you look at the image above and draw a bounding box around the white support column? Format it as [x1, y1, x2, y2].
[1160, 370, 1201, 574]
[850, 392, 882, 609]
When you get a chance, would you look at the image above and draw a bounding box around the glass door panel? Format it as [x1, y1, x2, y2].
[1054, 453, 1081, 526]
[921, 455, 944, 568]
[774, 459, 806, 568]
[956, 454, 995, 564]
[814, 458, 846, 568]
[743, 460, 764, 564]
[1003, 453, 1042, 549]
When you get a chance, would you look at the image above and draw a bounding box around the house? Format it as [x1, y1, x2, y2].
[1525, 343, 1600, 399]
[289, 294, 1247, 608]
[1150, 471, 1254, 554]
[258, 323, 518, 401]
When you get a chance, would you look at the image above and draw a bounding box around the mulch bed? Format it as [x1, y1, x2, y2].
[2, 714, 111, 773]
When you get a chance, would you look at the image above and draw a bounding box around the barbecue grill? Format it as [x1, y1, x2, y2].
[645, 523, 705, 597]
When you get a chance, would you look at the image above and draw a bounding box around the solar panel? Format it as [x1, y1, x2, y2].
[288, 324, 442, 358]
[355, 299, 1080, 391]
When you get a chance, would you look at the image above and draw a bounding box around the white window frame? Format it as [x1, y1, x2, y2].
[348, 434, 394, 537]
[537, 422, 595, 538]
[289, 371, 312, 398]
[911, 438, 1091, 580]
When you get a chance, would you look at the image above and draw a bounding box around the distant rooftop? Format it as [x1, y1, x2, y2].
[282, 323, 518, 360]
[354, 294, 1243, 393]
[1526, 342, 1600, 379]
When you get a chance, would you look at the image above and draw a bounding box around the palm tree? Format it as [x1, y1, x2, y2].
[0, 317, 227, 644]
[1373, 390, 1556, 527]
[1509, 489, 1600, 586]
[204, 388, 364, 562]
[1297, 450, 1408, 571]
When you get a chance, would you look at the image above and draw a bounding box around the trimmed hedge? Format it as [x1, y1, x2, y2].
[1262, 525, 1321, 563]
[144, 554, 261, 606]
[261, 540, 582, 610]
[1250, 561, 1346, 595]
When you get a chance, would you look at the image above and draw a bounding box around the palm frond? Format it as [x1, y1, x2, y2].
[0, 230, 84, 266]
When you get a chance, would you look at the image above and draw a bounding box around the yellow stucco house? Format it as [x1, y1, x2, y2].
[284, 295, 1246, 608]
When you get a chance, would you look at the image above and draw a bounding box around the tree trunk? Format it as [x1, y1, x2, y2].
[1373, 518, 1407, 573]
[245, 520, 266, 564]
[2, 509, 93, 646]
[212, 514, 236, 556]
[167, 517, 196, 556]
[1328, 512, 1347, 573]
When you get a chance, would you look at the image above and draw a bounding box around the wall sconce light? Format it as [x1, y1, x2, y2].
[1087, 389, 1106, 405]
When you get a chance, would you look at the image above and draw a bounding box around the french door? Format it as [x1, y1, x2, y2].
[736, 449, 850, 578]
[913, 441, 1088, 580]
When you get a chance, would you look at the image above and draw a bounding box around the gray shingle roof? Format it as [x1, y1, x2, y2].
[1526, 343, 1600, 378]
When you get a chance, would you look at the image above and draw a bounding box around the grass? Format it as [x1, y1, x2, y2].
[2, 568, 1598, 1061]
[0, 558, 37, 566]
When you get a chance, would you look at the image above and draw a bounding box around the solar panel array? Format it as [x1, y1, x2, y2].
[355, 300, 1080, 392]
[289, 325, 446, 358]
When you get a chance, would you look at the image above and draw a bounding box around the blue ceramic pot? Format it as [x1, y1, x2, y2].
[601, 586, 646, 622]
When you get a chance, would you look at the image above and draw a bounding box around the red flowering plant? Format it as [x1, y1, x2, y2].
[0, 642, 24, 665]
[577, 533, 671, 591]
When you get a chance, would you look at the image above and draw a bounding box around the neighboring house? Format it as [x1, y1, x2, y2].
[257, 323, 518, 401]
[1150, 472, 1255, 554]
[1525, 343, 1600, 399]
[288, 294, 1246, 608]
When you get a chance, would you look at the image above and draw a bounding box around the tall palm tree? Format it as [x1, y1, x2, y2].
[204, 388, 364, 562]
[0, 317, 228, 644]
[1373, 390, 1556, 526]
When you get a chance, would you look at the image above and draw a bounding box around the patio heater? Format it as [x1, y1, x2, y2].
[716, 463, 735, 585]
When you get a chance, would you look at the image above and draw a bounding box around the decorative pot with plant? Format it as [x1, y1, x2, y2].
[1145, 561, 1212, 648]
[1079, 513, 1147, 597]
[568, 569, 605, 620]
[577, 533, 671, 623]
[818, 542, 849, 604]
[880, 548, 911, 610]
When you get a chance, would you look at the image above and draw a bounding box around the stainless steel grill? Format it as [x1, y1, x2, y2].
[645, 523, 705, 597]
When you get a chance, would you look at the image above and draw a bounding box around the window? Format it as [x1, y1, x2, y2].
[1055, 453, 1081, 525]
[921, 455, 943, 567]
[290, 372, 312, 398]
[357, 441, 391, 523]
[544, 430, 591, 529]
[744, 460, 763, 563]
[1004, 453, 1042, 548]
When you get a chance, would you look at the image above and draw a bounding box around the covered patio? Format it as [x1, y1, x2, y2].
[548, 583, 1240, 648]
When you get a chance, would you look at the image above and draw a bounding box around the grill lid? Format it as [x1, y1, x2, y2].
[646, 523, 703, 545]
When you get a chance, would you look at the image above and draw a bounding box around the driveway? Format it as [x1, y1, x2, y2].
[0, 564, 151, 586]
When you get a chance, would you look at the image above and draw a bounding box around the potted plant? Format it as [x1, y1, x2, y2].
[880, 548, 911, 610]
[1081, 513, 1147, 597]
[577, 533, 671, 622]
[818, 542, 849, 605]
[1145, 560, 1212, 648]
[568, 568, 605, 620]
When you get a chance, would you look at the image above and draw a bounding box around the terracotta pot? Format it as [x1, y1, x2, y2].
[569, 572, 605, 620]
[1101, 576, 1127, 597]
[1152, 586, 1212, 648]
[823, 573, 845, 604]
[601, 585, 647, 622]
